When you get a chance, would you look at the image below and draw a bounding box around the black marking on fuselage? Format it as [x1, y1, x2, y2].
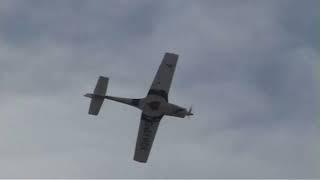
[131, 99, 140, 107]
[147, 89, 168, 102]
[174, 108, 185, 114]
[147, 101, 161, 111]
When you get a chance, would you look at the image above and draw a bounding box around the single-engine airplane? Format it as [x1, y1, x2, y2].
[84, 52, 193, 163]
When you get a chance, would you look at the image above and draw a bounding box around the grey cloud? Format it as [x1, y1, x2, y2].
[0, 0, 318, 178]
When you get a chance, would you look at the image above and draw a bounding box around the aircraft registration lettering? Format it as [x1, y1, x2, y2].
[140, 123, 153, 150]
[141, 138, 150, 150]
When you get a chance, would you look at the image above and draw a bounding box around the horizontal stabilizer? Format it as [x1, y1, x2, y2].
[94, 76, 109, 96]
[89, 97, 104, 115]
[87, 76, 109, 115]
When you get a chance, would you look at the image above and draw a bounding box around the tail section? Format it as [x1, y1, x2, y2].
[85, 76, 109, 115]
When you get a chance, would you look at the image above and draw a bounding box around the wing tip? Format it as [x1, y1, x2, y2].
[165, 52, 179, 57]
[98, 76, 109, 80]
[134, 151, 149, 163]
[134, 157, 148, 163]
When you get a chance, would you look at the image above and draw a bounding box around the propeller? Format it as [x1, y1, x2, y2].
[187, 105, 193, 118]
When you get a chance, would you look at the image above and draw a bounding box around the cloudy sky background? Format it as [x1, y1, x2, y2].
[0, 0, 318, 178]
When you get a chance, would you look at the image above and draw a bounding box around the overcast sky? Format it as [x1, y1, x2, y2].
[0, 0, 318, 178]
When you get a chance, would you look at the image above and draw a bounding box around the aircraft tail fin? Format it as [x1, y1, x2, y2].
[84, 76, 109, 115]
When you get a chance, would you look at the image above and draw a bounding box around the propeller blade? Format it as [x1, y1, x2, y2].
[187, 105, 193, 116]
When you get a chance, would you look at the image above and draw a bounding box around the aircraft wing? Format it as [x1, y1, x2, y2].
[133, 113, 163, 163]
[148, 53, 178, 101]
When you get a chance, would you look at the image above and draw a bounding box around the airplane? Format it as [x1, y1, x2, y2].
[84, 52, 193, 163]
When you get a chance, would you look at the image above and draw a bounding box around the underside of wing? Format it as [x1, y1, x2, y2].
[134, 113, 162, 163]
[148, 53, 178, 99]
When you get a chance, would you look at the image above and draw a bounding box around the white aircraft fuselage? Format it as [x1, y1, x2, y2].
[84, 93, 193, 119]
